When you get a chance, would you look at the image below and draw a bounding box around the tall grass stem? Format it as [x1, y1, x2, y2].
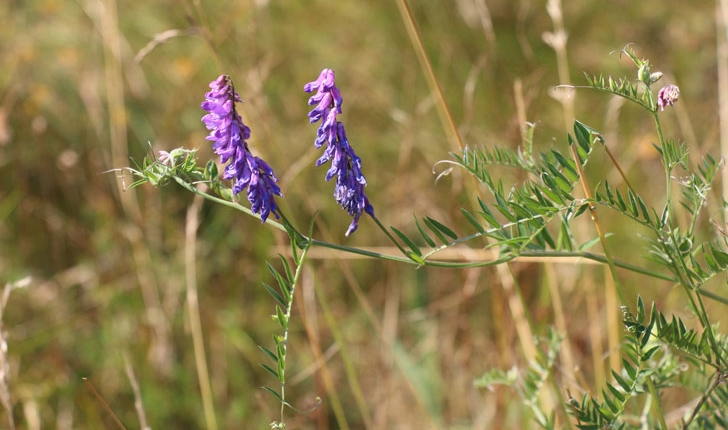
[185, 191, 218, 430]
[395, 0, 464, 152]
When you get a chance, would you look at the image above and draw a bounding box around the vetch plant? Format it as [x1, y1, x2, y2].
[201, 74, 282, 222]
[304, 68, 374, 236]
[126, 45, 728, 428]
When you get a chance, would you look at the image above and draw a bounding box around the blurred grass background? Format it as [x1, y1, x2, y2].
[1, 0, 724, 428]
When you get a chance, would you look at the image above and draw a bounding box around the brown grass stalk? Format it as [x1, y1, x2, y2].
[185, 191, 218, 430]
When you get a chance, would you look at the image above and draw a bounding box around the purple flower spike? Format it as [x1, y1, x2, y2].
[657, 84, 680, 111]
[202, 75, 281, 222]
[304, 69, 374, 236]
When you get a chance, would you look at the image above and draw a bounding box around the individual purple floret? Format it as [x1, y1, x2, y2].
[304, 69, 374, 236]
[201, 75, 281, 222]
[657, 84, 680, 111]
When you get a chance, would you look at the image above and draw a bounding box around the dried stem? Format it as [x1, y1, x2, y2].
[123, 353, 150, 430]
[185, 190, 218, 430]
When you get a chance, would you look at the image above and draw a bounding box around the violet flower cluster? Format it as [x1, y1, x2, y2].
[201, 75, 281, 222]
[304, 69, 374, 236]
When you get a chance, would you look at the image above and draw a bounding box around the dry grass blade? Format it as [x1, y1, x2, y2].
[0, 278, 28, 430]
[134, 28, 201, 64]
[82, 378, 127, 430]
[185, 191, 218, 430]
[123, 353, 151, 430]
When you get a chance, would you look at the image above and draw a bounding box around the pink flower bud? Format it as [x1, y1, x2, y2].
[657, 84, 680, 111]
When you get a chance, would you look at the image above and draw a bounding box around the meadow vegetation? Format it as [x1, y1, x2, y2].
[2, 0, 727, 428]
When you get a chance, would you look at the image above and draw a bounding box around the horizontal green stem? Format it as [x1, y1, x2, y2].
[172, 177, 728, 305]
[696, 288, 728, 306]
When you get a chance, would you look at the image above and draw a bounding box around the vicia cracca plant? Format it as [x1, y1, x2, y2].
[201, 74, 281, 222]
[304, 68, 374, 236]
[126, 44, 728, 429]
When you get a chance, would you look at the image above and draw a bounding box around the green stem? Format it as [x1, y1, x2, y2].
[369, 214, 410, 257]
[650, 85, 727, 369]
[173, 177, 290, 232]
[648, 87, 675, 229]
[174, 175, 690, 279]
[277, 210, 308, 247]
[664, 228, 727, 369]
[172, 175, 728, 308]
[695, 291, 727, 368]
[682, 371, 727, 429]
[278, 244, 311, 426]
[559, 84, 652, 110]
[652, 112, 672, 223]
[696, 288, 728, 306]
[645, 375, 668, 430]
[568, 142, 628, 307]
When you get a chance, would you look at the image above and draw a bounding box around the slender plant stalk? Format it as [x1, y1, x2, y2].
[498, 264, 536, 361]
[394, 0, 464, 152]
[185, 192, 218, 430]
[597, 135, 637, 375]
[544, 263, 584, 389]
[649, 87, 725, 369]
[604, 267, 620, 375]
[547, 374, 573, 430]
[718, 0, 728, 224]
[652, 112, 673, 216]
[277, 246, 315, 426]
[601, 143, 636, 193]
[546, 0, 575, 133]
[682, 371, 728, 428]
[83, 377, 127, 430]
[97, 0, 140, 222]
[544, 8, 615, 424]
[496, 264, 546, 420]
[584, 276, 607, 390]
[568, 143, 627, 307]
[123, 353, 151, 430]
[570, 137, 669, 428]
[393, 0, 492, 270]
[369, 214, 411, 258]
[0, 281, 16, 430]
[169, 174, 716, 286]
[645, 375, 668, 429]
[664, 226, 728, 370]
[649, 116, 728, 372]
[694, 291, 727, 369]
